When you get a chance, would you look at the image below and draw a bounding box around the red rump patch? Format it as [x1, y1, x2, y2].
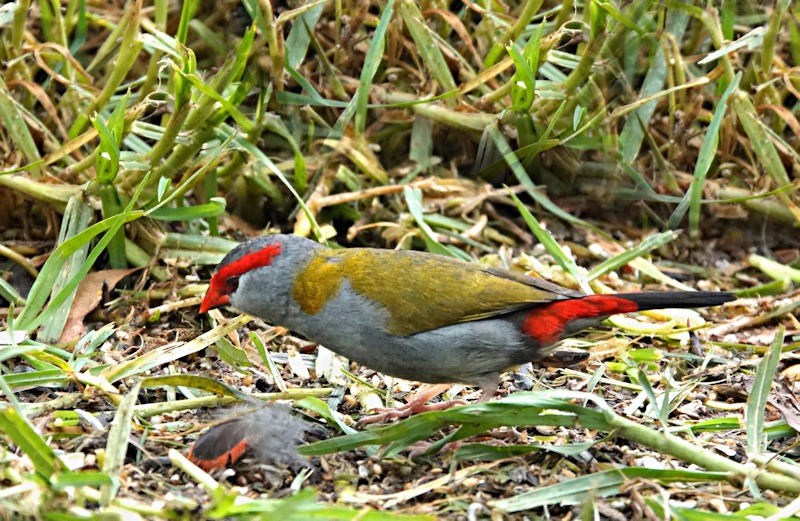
[200, 243, 282, 312]
[523, 295, 639, 345]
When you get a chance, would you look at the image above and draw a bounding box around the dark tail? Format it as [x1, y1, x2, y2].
[615, 291, 735, 311]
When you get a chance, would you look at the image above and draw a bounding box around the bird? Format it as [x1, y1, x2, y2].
[187, 405, 311, 472]
[200, 234, 734, 422]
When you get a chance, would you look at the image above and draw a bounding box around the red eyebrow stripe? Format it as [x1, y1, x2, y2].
[217, 243, 282, 280]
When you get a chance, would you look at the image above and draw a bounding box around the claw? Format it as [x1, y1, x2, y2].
[356, 384, 466, 426]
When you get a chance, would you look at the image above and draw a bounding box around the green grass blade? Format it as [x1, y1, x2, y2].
[399, 0, 457, 103]
[668, 72, 739, 234]
[507, 189, 585, 290]
[733, 90, 798, 219]
[586, 231, 678, 282]
[0, 402, 61, 480]
[36, 194, 94, 343]
[404, 186, 467, 259]
[0, 77, 42, 171]
[16, 173, 150, 331]
[100, 380, 141, 504]
[69, 0, 143, 137]
[746, 325, 784, 455]
[492, 467, 729, 512]
[619, 9, 690, 163]
[337, 0, 395, 136]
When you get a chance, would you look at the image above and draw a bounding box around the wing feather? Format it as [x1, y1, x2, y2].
[297, 248, 583, 336]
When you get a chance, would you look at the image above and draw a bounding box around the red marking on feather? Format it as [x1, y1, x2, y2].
[523, 295, 639, 345]
[200, 243, 282, 312]
[187, 426, 250, 471]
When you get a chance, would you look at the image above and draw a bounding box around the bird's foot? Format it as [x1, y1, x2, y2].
[356, 384, 465, 426]
[357, 399, 467, 426]
[406, 440, 464, 458]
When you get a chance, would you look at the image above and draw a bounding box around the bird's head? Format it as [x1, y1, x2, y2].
[200, 234, 321, 314]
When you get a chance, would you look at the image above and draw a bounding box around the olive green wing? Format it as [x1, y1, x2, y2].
[336, 248, 583, 336]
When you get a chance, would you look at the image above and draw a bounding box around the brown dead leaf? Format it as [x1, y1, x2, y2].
[767, 380, 800, 433]
[741, 376, 800, 433]
[59, 268, 138, 343]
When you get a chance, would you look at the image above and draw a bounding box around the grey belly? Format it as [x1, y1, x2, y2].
[295, 314, 534, 385]
[281, 280, 537, 385]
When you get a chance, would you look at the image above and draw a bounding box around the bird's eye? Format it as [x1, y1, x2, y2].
[226, 276, 240, 291]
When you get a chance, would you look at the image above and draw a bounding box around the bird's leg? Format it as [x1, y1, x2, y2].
[476, 380, 498, 402]
[356, 384, 466, 426]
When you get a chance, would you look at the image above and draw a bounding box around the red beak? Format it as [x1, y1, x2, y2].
[200, 289, 229, 313]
